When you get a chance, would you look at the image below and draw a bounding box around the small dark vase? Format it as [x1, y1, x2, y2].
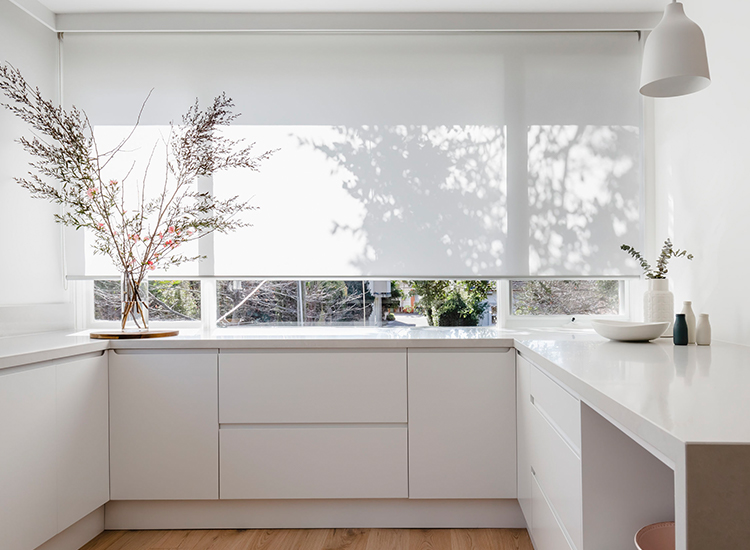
[674, 313, 688, 345]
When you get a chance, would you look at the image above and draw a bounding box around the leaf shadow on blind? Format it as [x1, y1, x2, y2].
[527, 125, 642, 277]
[298, 125, 507, 277]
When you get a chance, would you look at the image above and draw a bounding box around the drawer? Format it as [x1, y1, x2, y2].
[530, 472, 577, 550]
[529, 398, 582, 550]
[526, 356, 581, 450]
[220, 426, 408, 499]
[219, 350, 406, 424]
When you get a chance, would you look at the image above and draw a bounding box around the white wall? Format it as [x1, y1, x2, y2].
[0, 1, 66, 307]
[653, 0, 750, 346]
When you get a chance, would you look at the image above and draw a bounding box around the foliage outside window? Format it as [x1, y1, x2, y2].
[404, 280, 494, 327]
[510, 280, 620, 316]
[216, 280, 369, 327]
[94, 280, 201, 322]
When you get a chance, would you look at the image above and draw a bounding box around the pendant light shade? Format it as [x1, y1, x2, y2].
[640, 1, 710, 98]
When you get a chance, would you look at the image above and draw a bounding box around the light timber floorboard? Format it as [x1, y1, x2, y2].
[79, 529, 532, 550]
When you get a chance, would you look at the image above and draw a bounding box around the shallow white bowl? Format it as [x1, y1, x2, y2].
[591, 320, 669, 342]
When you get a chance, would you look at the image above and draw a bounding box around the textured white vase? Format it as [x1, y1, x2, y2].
[681, 301, 696, 344]
[644, 279, 674, 333]
[696, 313, 711, 345]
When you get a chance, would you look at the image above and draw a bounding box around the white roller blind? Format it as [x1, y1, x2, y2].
[63, 31, 642, 279]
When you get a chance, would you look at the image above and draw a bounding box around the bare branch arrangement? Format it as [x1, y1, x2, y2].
[621, 238, 694, 279]
[0, 63, 274, 329]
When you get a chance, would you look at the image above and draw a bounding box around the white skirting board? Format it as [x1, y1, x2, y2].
[34, 507, 104, 550]
[104, 499, 526, 530]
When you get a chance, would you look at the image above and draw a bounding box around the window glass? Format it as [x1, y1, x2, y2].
[303, 281, 367, 326]
[396, 280, 495, 327]
[217, 280, 299, 327]
[93, 280, 201, 321]
[510, 280, 619, 316]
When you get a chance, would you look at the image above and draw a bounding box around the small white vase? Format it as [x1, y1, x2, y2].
[643, 279, 674, 334]
[696, 313, 711, 345]
[682, 301, 696, 344]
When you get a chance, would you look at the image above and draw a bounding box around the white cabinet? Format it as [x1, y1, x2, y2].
[531, 473, 576, 550]
[407, 348, 516, 499]
[519, 352, 583, 550]
[56, 353, 109, 531]
[109, 350, 219, 500]
[0, 351, 108, 550]
[517, 353, 533, 520]
[221, 426, 408, 499]
[220, 350, 407, 423]
[218, 350, 408, 500]
[0, 364, 58, 550]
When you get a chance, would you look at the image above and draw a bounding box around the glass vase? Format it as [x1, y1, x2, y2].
[121, 269, 149, 331]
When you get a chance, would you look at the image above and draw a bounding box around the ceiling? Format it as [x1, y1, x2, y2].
[38, 0, 667, 14]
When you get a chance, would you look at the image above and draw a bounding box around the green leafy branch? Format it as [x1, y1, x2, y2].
[620, 239, 694, 279]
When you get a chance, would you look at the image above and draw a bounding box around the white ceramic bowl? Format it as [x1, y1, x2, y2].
[591, 320, 669, 342]
[635, 521, 675, 550]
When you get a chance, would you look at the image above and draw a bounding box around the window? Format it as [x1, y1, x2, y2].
[509, 280, 622, 317]
[216, 280, 369, 327]
[93, 280, 201, 322]
[72, 32, 643, 326]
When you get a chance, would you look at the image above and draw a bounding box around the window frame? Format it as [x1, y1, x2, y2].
[497, 279, 631, 329]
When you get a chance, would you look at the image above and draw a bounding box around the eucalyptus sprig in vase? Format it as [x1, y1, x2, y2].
[621, 239, 694, 330]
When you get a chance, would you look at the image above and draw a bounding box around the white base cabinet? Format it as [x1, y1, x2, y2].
[518, 353, 583, 550]
[0, 363, 58, 550]
[56, 354, 110, 531]
[408, 348, 516, 499]
[0, 352, 109, 550]
[109, 350, 219, 500]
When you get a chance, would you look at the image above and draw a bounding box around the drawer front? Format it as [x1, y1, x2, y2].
[220, 426, 408, 499]
[526, 356, 581, 450]
[516, 352, 533, 520]
[219, 350, 407, 424]
[530, 398, 583, 550]
[530, 473, 577, 550]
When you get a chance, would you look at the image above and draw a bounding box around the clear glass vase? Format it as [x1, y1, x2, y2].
[121, 269, 149, 331]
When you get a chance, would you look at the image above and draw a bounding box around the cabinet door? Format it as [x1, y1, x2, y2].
[56, 353, 109, 532]
[0, 365, 57, 550]
[408, 348, 516, 499]
[109, 350, 219, 500]
[517, 353, 533, 521]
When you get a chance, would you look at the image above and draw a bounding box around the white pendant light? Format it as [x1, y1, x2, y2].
[640, 1, 710, 98]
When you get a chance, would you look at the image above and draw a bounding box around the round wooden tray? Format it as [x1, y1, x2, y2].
[89, 329, 180, 340]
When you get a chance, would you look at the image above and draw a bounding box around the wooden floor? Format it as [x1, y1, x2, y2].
[80, 529, 533, 550]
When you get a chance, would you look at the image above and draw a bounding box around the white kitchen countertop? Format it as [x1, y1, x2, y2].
[2, 325, 749, 464]
[0, 326, 517, 370]
[514, 331, 750, 464]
